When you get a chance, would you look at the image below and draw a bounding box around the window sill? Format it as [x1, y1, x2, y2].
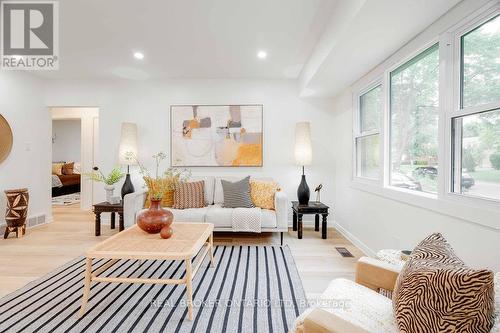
[350, 180, 500, 231]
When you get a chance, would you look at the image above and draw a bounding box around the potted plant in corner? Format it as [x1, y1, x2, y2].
[87, 166, 125, 203]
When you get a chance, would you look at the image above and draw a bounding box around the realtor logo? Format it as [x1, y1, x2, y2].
[1, 1, 59, 70]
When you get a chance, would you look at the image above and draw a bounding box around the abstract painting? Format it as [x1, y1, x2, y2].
[170, 105, 263, 167]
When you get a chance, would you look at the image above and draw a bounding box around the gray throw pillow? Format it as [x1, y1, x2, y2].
[221, 176, 255, 208]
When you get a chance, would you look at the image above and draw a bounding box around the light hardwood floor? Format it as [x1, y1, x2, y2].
[0, 204, 363, 299]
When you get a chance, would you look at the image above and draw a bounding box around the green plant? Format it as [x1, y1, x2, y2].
[463, 148, 480, 172]
[490, 153, 500, 170]
[137, 152, 191, 200]
[87, 166, 124, 185]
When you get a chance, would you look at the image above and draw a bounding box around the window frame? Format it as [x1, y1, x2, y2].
[446, 6, 500, 204]
[384, 40, 441, 196]
[350, 1, 500, 230]
[352, 79, 383, 184]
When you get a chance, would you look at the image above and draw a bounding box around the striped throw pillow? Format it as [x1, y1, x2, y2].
[221, 176, 255, 208]
[393, 233, 495, 333]
[173, 181, 206, 209]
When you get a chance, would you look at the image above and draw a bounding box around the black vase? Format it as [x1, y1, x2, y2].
[297, 175, 310, 205]
[121, 173, 135, 199]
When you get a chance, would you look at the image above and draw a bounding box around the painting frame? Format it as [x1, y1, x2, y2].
[170, 104, 264, 167]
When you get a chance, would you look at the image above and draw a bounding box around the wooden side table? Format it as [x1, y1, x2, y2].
[93, 202, 124, 236]
[292, 201, 329, 239]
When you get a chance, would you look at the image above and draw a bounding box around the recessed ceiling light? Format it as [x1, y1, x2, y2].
[257, 51, 267, 59]
[133, 52, 145, 60]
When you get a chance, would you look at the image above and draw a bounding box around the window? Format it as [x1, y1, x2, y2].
[461, 14, 500, 108]
[355, 85, 382, 179]
[452, 14, 500, 201]
[452, 109, 500, 200]
[351, 4, 500, 225]
[390, 44, 439, 193]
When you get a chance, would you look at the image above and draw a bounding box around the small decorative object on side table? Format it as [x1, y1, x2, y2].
[291, 201, 329, 239]
[87, 167, 125, 203]
[294, 122, 312, 205]
[118, 122, 138, 199]
[93, 201, 124, 236]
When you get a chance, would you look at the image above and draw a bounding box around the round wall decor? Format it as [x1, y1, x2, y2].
[0, 115, 13, 163]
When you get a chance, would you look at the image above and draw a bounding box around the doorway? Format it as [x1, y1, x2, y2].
[49, 107, 99, 211]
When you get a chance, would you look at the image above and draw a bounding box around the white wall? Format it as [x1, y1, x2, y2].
[44, 79, 335, 218]
[52, 119, 81, 162]
[330, 0, 500, 271]
[0, 72, 51, 224]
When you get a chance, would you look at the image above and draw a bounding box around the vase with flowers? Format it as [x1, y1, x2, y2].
[86, 167, 125, 203]
[136, 152, 190, 238]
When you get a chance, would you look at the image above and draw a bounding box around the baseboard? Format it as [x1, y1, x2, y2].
[332, 221, 376, 257]
[0, 213, 52, 236]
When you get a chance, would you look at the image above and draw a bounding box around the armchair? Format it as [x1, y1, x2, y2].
[293, 257, 401, 333]
[293, 257, 499, 333]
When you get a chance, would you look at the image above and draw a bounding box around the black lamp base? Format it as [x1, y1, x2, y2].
[121, 173, 135, 199]
[297, 174, 310, 205]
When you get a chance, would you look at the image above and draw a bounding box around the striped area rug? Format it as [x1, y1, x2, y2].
[0, 245, 307, 333]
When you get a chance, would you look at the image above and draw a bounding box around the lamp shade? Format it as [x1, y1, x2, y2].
[295, 122, 312, 166]
[119, 122, 138, 165]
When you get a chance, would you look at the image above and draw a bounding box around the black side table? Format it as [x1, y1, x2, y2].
[93, 202, 124, 236]
[292, 201, 329, 239]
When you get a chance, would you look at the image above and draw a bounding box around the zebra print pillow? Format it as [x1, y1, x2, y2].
[393, 233, 495, 333]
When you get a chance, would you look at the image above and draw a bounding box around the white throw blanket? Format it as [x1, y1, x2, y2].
[52, 175, 63, 188]
[232, 207, 262, 233]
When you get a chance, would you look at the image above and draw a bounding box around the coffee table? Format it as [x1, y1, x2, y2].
[79, 223, 214, 320]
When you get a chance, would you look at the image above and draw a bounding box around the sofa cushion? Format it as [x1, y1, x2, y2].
[393, 233, 495, 333]
[214, 176, 240, 204]
[214, 176, 274, 205]
[190, 176, 215, 205]
[205, 205, 276, 229]
[250, 180, 279, 210]
[293, 278, 398, 333]
[261, 209, 277, 228]
[173, 181, 206, 209]
[206, 204, 233, 228]
[168, 207, 208, 223]
[221, 176, 254, 208]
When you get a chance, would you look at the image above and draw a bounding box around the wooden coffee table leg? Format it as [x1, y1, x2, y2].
[185, 259, 193, 320]
[79, 257, 93, 317]
[110, 212, 115, 229]
[209, 234, 214, 267]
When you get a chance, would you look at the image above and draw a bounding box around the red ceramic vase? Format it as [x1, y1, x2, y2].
[137, 199, 173, 234]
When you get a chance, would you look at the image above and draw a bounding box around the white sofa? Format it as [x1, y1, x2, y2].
[123, 176, 288, 244]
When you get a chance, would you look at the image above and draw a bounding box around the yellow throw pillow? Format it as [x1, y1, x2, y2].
[143, 190, 175, 208]
[250, 180, 279, 210]
[52, 163, 64, 175]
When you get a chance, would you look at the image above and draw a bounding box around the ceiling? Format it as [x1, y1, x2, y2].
[36, 0, 462, 97]
[299, 0, 461, 97]
[37, 0, 336, 81]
